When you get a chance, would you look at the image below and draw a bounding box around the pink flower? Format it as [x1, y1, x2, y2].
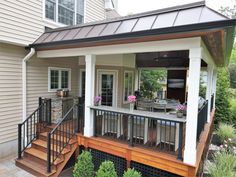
[176, 104, 186, 111]
[128, 95, 136, 103]
[94, 96, 102, 104]
[220, 145, 223, 148]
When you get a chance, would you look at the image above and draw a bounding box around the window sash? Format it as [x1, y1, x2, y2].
[45, 0, 84, 25]
[49, 68, 71, 91]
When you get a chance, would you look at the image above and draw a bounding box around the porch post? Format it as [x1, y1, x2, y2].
[183, 48, 201, 165]
[206, 65, 213, 122]
[134, 69, 139, 91]
[84, 55, 96, 137]
[212, 69, 217, 109]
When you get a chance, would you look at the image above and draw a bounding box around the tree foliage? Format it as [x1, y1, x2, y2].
[140, 70, 167, 99]
[96, 161, 117, 177]
[219, 1, 236, 18]
[73, 151, 94, 177]
[215, 68, 232, 125]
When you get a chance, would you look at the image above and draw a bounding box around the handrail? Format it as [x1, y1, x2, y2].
[91, 106, 186, 160]
[90, 106, 186, 123]
[18, 97, 51, 159]
[47, 104, 81, 173]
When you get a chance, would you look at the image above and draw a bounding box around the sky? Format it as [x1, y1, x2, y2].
[117, 0, 235, 16]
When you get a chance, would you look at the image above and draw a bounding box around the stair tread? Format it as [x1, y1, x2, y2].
[40, 132, 77, 145]
[16, 157, 56, 176]
[25, 147, 64, 166]
[33, 139, 71, 155]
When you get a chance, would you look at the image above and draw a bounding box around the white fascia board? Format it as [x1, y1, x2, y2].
[37, 37, 201, 58]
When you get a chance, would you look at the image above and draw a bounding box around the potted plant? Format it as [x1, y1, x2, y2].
[128, 95, 136, 112]
[94, 96, 102, 106]
[176, 104, 186, 118]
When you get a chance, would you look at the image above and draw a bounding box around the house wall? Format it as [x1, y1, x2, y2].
[0, 43, 25, 158]
[26, 56, 79, 116]
[85, 0, 106, 23]
[0, 0, 106, 46]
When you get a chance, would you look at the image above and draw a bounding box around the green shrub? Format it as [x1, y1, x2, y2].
[215, 68, 232, 125]
[206, 151, 236, 177]
[96, 161, 117, 177]
[215, 123, 236, 143]
[73, 150, 94, 177]
[123, 168, 142, 177]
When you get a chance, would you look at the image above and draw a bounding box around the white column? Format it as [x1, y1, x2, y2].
[184, 48, 201, 165]
[84, 55, 96, 137]
[212, 69, 217, 109]
[206, 65, 213, 122]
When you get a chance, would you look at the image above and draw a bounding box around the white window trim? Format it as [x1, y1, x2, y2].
[43, 0, 84, 26]
[123, 70, 134, 104]
[48, 67, 71, 92]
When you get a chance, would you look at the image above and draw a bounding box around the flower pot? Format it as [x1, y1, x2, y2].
[130, 103, 134, 112]
[94, 102, 99, 106]
[176, 112, 183, 118]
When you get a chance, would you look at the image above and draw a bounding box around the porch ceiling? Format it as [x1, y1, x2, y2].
[136, 50, 207, 68]
[29, 1, 236, 66]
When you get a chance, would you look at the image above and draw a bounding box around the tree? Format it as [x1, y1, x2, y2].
[140, 70, 167, 99]
[73, 151, 94, 177]
[215, 68, 232, 125]
[96, 161, 118, 177]
[219, 0, 236, 18]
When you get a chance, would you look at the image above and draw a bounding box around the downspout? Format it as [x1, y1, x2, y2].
[22, 48, 35, 121]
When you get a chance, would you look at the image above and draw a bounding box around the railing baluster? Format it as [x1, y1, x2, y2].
[129, 116, 134, 147]
[94, 110, 97, 137]
[177, 122, 183, 160]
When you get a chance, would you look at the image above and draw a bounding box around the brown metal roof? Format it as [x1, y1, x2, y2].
[33, 1, 229, 46]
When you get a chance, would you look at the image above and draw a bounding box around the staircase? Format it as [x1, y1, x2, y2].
[15, 98, 83, 177]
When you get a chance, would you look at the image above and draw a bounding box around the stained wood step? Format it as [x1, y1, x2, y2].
[32, 139, 71, 155]
[16, 157, 56, 177]
[24, 147, 64, 166]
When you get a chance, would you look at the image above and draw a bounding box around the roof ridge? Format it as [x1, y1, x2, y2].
[45, 1, 206, 33]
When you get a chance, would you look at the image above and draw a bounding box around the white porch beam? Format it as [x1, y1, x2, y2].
[206, 65, 214, 122]
[37, 37, 201, 58]
[184, 48, 201, 165]
[84, 55, 96, 137]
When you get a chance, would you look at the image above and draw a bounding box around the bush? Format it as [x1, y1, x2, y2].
[206, 151, 236, 177]
[215, 68, 232, 125]
[123, 168, 142, 177]
[73, 150, 94, 177]
[96, 161, 117, 177]
[215, 123, 236, 143]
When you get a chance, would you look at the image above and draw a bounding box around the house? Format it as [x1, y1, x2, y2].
[0, 0, 118, 159]
[9, 1, 236, 177]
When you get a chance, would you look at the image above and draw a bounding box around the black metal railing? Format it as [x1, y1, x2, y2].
[18, 97, 51, 159]
[92, 106, 186, 160]
[210, 94, 214, 112]
[197, 100, 208, 142]
[47, 103, 81, 173]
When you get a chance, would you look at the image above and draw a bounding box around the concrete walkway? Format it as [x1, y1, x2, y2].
[0, 155, 34, 177]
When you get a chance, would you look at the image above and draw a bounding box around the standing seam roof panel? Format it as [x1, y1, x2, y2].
[132, 15, 157, 32]
[152, 11, 178, 29]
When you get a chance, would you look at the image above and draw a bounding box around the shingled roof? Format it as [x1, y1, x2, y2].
[30, 1, 236, 65]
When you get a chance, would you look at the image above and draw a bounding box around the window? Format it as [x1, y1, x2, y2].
[44, 0, 84, 25]
[124, 71, 134, 102]
[48, 67, 71, 91]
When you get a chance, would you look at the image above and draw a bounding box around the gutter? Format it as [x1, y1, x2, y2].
[22, 48, 35, 121]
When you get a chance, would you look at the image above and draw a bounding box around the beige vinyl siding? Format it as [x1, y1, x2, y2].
[0, 43, 25, 144]
[26, 57, 79, 116]
[0, 0, 45, 46]
[85, 0, 105, 23]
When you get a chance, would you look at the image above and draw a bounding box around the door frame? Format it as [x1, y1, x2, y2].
[97, 69, 118, 107]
